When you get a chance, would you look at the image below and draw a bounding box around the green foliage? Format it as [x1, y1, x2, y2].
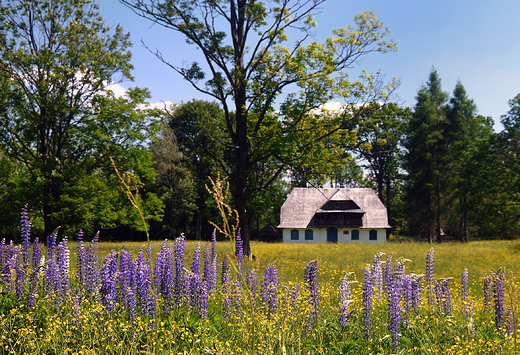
[120, 0, 398, 253]
[167, 100, 229, 239]
[149, 124, 196, 239]
[0, 0, 162, 239]
[353, 102, 410, 232]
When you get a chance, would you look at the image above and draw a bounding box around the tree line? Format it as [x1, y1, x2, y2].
[1, 0, 519, 250]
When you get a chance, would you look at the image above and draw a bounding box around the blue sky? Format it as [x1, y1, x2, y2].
[98, 0, 520, 132]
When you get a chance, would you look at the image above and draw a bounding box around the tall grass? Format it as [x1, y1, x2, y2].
[2, 233, 520, 354]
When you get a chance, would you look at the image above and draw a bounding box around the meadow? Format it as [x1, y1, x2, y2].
[1, 218, 520, 354]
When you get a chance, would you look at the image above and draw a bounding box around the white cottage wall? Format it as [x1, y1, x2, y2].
[282, 228, 386, 243]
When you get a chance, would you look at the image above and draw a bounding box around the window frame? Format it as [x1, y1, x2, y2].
[291, 229, 299, 240]
[351, 229, 359, 241]
[305, 229, 314, 240]
[369, 229, 377, 241]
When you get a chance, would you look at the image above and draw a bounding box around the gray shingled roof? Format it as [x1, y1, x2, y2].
[277, 188, 391, 229]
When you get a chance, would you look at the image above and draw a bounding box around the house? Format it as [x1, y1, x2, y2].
[277, 187, 390, 243]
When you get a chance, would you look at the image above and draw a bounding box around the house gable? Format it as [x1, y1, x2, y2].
[278, 188, 390, 243]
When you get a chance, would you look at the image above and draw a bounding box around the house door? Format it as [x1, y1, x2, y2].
[327, 228, 338, 243]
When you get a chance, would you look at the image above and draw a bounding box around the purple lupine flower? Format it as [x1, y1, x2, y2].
[233, 278, 242, 318]
[0, 238, 8, 285]
[119, 246, 134, 311]
[402, 275, 413, 317]
[27, 237, 41, 309]
[389, 275, 402, 350]
[261, 262, 278, 318]
[466, 300, 475, 336]
[76, 230, 87, 287]
[191, 243, 201, 277]
[246, 269, 258, 304]
[44, 231, 60, 299]
[438, 278, 453, 316]
[493, 269, 506, 332]
[411, 275, 423, 312]
[14, 247, 24, 299]
[174, 234, 186, 306]
[426, 247, 435, 310]
[208, 254, 218, 296]
[211, 229, 217, 260]
[304, 260, 320, 335]
[221, 256, 232, 320]
[461, 269, 470, 318]
[125, 285, 137, 325]
[56, 237, 70, 302]
[134, 251, 154, 318]
[155, 240, 175, 310]
[85, 232, 100, 296]
[235, 229, 244, 276]
[483, 275, 493, 313]
[1, 241, 12, 288]
[383, 254, 393, 297]
[222, 255, 230, 286]
[32, 237, 41, 272]
[72, 294, 82, 330]
[371, 253, 383, 302]
[187, 272, 209, 319]
[101, 250, 119, 314]
[339, 272, 353, 327]
[203, 243, 211, 288]
[362, 266, 373, 341]
[20, 204, 31, 265]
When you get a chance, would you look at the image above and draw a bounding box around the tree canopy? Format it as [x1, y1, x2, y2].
[120, 0, 398, 254]
[0, 0, 162, 238]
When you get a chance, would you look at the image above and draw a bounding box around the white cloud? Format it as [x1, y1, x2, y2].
[104, 82, 175, 111]
[147, 101, 175, 111]
[105, 82, 127, 98]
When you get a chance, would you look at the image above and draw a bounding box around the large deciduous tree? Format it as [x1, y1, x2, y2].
[0, 0, 160, 238]
[121, 0, 397, 255]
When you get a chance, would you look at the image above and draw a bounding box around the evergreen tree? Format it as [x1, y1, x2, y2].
[445, 81, 493, 241]
[404, 69, 448, 242]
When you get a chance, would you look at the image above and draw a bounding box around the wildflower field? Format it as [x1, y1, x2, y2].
[2, 211, 520, 354]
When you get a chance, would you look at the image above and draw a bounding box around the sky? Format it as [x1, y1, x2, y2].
[97, 0, 520, 132]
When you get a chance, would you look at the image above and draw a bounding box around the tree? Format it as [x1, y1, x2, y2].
[167, 100, 230, 240]
[445, 81, 493, 241]
[354, 102, 409, 230]
[149, 124, 196, 238]
[121, 0, 397, 255]
[0, 0, 160, 238]
[404, 69, 448, 242]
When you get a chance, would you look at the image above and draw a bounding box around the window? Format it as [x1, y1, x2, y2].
[305, 229, 313, 240]
[351, 229, 359, 240]
[369, 229, 377, 240]
[291, 229, 299, 240]
[343, 230, 349, 235]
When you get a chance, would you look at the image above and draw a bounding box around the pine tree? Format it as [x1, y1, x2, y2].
[404, 69, 448, 242]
